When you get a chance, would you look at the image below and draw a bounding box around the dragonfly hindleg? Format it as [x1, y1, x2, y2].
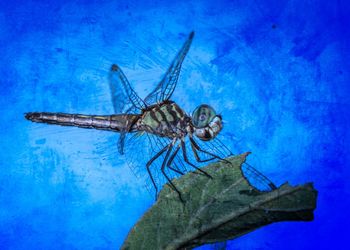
[146, 144, 169, 200]
[161, 140, 184, 202]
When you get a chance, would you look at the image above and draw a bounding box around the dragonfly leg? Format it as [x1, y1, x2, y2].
[190, 142, 216, 163]
[146, 144, 169, 200]
[181, 140, 212, 179]
[166, 144, 184, 175]
[189, 136, 232, 165]
[110, 64, 146, 110]
[161, 141, 184, 203]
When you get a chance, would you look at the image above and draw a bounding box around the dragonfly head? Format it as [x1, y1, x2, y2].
[191, 104, 222, 141]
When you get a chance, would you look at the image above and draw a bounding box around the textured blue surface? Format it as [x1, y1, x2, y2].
[1, 0, 349, 249]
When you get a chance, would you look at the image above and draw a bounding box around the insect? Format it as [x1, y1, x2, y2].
[26, 32, 276, 201]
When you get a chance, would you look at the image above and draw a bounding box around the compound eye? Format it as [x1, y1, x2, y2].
[199, 114, 207, 121]
[192, 104, 216, 128]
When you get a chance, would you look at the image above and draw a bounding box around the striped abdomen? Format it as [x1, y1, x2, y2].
[25, 112, 139, 132]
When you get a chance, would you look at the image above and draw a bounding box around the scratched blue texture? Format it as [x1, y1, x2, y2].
[0, 0, 349, 249]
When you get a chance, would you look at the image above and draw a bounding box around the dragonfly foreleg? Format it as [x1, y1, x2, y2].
[181, 140, 212, 179]
[190, 142, 216, 163]
[189, 136, 232, 165]
[146, 144, 169, 200]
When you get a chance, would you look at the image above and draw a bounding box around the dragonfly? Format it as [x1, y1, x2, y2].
[25, 31, 276, 201]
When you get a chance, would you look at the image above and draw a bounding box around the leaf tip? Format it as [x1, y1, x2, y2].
[242, 151, 251, 161]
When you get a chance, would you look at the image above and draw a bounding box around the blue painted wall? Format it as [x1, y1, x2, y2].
[1, 0, 349, 249]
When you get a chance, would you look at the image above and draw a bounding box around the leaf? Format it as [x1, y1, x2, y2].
[122, 153, 317, 250]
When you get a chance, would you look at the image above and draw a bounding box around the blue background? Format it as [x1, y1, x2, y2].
[1, 0, 349, 249]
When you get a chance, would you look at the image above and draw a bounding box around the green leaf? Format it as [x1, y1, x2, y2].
[122, 153, 317, 250]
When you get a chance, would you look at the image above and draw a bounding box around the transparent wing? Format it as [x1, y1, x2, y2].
[122, 131, 276, 199]
[109, 64, 144, 154]
[144, 31, 194, 105]
[191, 135, 277, 191]
[123, 132, 171, 197]
[117, 131, 127, 155]
[123, 132, 196, 198]
[109, 64, 145, 113]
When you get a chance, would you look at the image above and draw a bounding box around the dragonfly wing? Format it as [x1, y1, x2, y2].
[144, 31, 194, 105]
[117, 132, 127, 154]
[146, 134, 191, 188]
[123, 132, 171, 196]
[191, 135, 277, 191]
[109, 64, 146, 113]
[117, 106, 141, 155]
[109, 65, 144, 154]
[122, 132, 193, 197]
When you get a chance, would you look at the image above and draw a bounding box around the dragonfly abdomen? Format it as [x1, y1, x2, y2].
[25, 112, 139, 132]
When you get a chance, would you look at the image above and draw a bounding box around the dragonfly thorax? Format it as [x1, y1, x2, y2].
[137, 101, 190, 139]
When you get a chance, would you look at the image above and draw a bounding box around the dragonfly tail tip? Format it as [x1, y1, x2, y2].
[25, 112, 33, 120]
